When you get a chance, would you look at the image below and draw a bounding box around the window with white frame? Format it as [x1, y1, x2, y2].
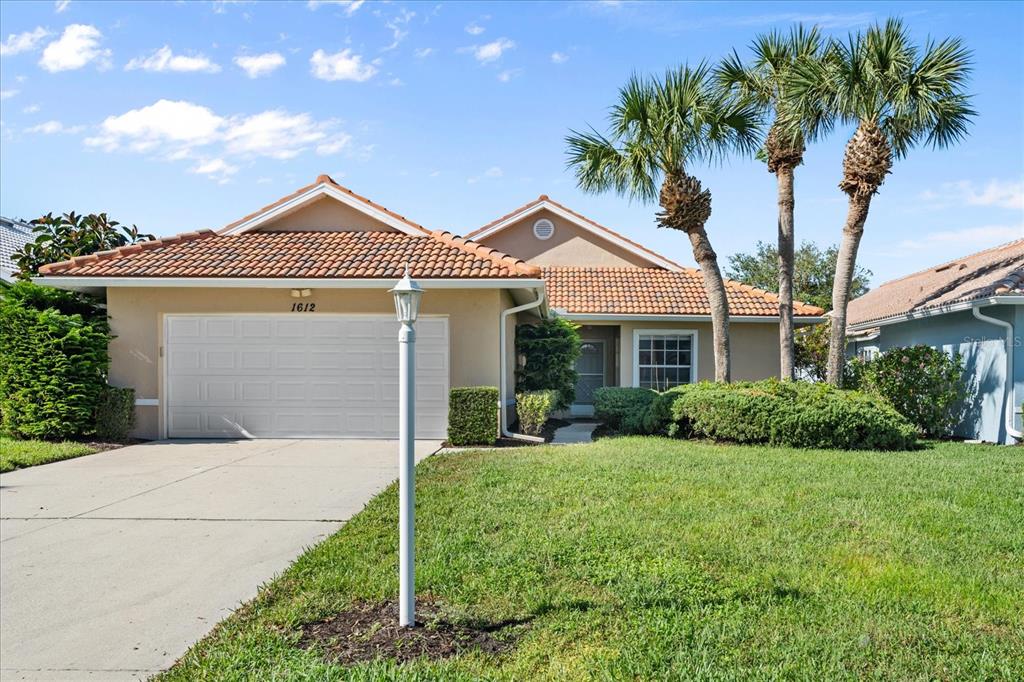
[635, 331, 695, 390]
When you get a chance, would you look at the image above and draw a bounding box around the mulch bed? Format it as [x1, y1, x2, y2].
[298, 598, 528, 665]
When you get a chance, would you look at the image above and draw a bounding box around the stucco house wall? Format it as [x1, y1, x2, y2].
[107, 286, 508, 439]
[848, 305, 1021, 443]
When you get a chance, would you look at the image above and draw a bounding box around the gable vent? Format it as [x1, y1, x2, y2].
[533, 218, 555, 240]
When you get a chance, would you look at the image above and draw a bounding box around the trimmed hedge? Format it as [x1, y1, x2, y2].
[96, 386, 136, 442]
[448, 386, 499, 446]
[0, 282, 111, 439]
[594, 387, 657, 434]
[516, 390, 557, 437]
[667, 381, 917, 450]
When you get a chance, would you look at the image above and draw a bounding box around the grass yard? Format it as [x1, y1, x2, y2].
[0, 436, 100, 473]
[162, 438, 1023, 680]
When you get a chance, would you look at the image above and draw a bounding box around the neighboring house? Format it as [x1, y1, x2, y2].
[34, 175, 823, 440]
[847, 239, 1024, 444]
[0, 216, 34, 282]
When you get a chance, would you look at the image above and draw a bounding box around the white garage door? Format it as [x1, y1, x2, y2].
[165, 315, 449, 439]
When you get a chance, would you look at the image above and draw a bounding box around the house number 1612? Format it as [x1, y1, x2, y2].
[290, 302, 316, 312]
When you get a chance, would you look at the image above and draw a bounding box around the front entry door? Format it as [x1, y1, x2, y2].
[573, 340, 605, 416]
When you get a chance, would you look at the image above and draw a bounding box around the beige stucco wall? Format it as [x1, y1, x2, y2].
[106, 286, 507, 439]
[478, 208, 654, 267]
[256, 196, 398, 232]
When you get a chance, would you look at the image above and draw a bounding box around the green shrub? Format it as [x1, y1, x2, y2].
[594, 387, 657, 434]
[855, 346, 966, 438]
[516, 390, 557, 437]
[662, 380, 916, 450]
[448, 386, 499, 446]
[516, 318, 581, 410]
[95, 386, 136, 442]
[0, 282, 111, 439]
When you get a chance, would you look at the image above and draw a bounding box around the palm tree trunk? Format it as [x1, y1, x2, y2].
[826, 193, 873, 385]
[776, 166, 796, 380]
[687, 225, 731, 382]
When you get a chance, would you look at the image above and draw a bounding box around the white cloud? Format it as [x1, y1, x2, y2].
[382, 9, 415, 52]
[39, 24, 111, 72]
[26, 119, 83, 134]
[388, 77, 403, 86]
[126, 46, 221, 73]
[413, 47, 434, 58]
[468, 166, 503, 183]
[224, 110, 334, 159]
[85, 99, 225, 153]
[919, 179, 1024, 211]
[465, 22, 485, 36]
[23, 103, 40, 113]
[54, 0, 71, 13]
[191, 157, 238, 183]
[551, 51, 569, 64]
[0, 27, 50, 56]
[307, 0, 363, 15]
[497, 68, 521, 83]
[897, 223, 1024, 250]
[316, 133, 352, 155]
[465, 38, 514, 64]
[309, 48, 377, 81]
[0, 89, 17, 100]
[234, 51, 285, 78]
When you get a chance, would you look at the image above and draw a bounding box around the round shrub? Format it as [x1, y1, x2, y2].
[593, 387, 657, 434]
[516, 390, 557, 437]
[856, 346, 966, 438]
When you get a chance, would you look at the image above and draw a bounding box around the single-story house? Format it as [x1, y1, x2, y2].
[35, 175, 824, 440]
[847, 239, 1023, 444]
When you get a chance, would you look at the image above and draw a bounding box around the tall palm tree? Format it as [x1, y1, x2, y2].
[566, 64, 761, 382]
[717, 25, 829, 380]
[789, 18, 974, 385]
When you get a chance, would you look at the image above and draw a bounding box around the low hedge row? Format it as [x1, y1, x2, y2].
[594, 381, 917, 450]
[448, 386, 498, 446]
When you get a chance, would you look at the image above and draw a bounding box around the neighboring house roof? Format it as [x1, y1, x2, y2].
[38, 229, 541, 279]
[467, 195, 684, 271]
[220, 174, 431, 236]
[543, 266, 825, 317]
[1, 216, 34, 280]
[847, 238, 1024, 329]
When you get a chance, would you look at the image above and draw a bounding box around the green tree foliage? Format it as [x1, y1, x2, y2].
[515, 318, 582, 410]
[0, 282, 111, 439]
[727, 240, 872, 311]
[13, 212, 153, 278]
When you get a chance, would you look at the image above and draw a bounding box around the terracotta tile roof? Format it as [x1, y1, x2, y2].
[468, 195, 685, 270]
[543, 266, 825, 317]
[219, 174, 431, 235]
[847, 239, 1024, 328]
[38, 230, 541, 279]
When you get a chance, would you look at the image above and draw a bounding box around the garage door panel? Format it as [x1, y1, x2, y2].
[166, 315, 449, 438]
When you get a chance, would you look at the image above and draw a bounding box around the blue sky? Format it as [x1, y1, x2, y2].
[1, 0, 1021, 284]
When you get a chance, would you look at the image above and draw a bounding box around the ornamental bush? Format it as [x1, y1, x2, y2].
[594, 387, 657, 434]
[664, 380, 917, 450]
[516, 390, 557, 437]
[515, 318, 581, 410]
[0, 282, 111, 439]
[447, 386, 499, 446]
[95, 386, 136, 442]
[855, 345, 966, 438]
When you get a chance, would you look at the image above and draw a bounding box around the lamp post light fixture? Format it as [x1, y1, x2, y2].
[389, 267, 423, 628]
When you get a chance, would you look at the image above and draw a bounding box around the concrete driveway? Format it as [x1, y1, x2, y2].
[0, 439, 439, 681]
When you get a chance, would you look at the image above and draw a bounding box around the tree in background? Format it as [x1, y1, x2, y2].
[727, 240, 872, 311]
[567, 64, 761, 381]
[13, 212, 153, 278]
[717, 24, 830, 380]
[788, 18, 975, 385]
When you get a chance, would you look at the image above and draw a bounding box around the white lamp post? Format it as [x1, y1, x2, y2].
[389, 267, 423, 628]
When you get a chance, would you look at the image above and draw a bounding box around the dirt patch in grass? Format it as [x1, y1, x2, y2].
[298, 598, 527, 665]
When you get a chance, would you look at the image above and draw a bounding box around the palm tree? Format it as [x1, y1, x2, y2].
[566, 64, 762, 382]
[788, 18, 974, 385]
[717, 25, 829, 381]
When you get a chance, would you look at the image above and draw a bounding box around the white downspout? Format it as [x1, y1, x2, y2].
[972, 304, 1022, 442]
[500, 288, 546, 442]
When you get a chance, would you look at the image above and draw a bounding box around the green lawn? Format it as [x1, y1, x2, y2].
[162, 438, 1023, 680]
[0, 436, 99, 472]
